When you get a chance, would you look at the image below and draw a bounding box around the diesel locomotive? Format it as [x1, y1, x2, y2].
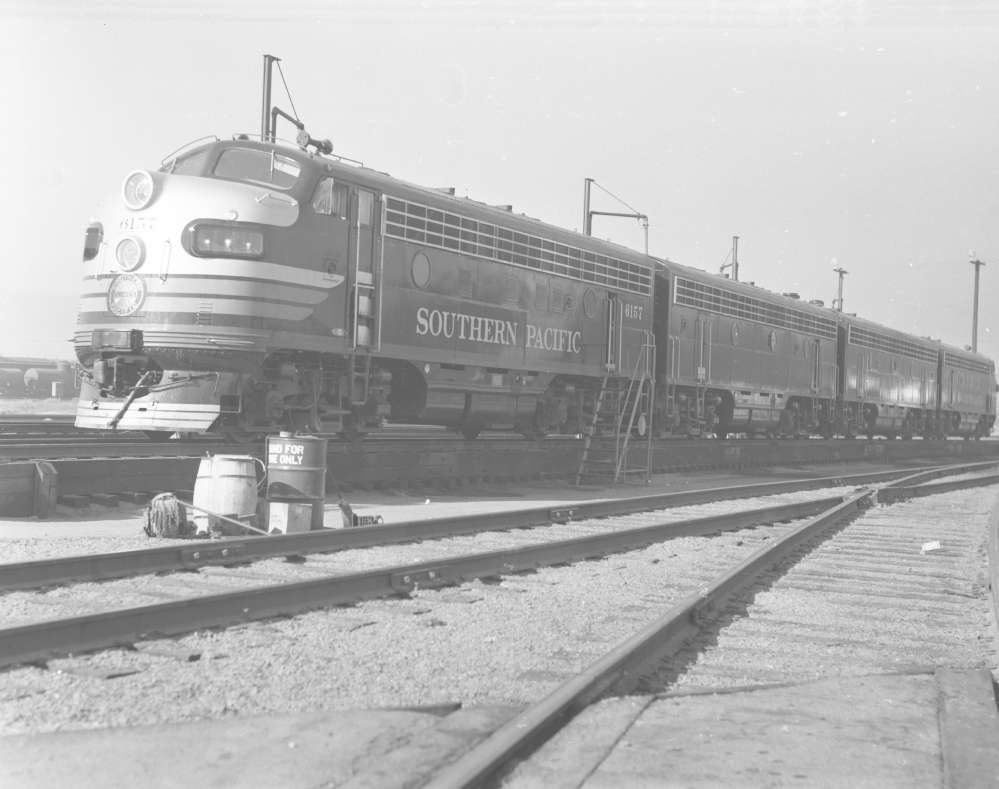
[73, 62, 996, 442]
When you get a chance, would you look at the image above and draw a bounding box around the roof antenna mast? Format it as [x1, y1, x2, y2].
[261, 54, 279, 141]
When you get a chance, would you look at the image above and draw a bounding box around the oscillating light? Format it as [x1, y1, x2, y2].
[122, 170, 155, 210]
[115, 236, 145, 271]
[107, 274, 146, 316]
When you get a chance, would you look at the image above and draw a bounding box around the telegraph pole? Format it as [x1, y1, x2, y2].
[833, 266, 848, 311]
[970, 258, 986, 352]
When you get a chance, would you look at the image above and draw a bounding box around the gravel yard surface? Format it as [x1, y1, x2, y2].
[0, 489, 850, 734]
[0, 486, 855, 629]
[0, 465, 983, 739]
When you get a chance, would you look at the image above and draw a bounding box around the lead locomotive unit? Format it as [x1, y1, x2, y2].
[75, 60, 653, 440]
[74, 57, 996, 442]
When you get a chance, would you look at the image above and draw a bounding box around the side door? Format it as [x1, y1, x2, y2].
[811, 338, 821, 392]
[310, 176, 351, 337]
[695, 315, 711, 384]
[347, 187, 383, 350]
[605, 293, 621, 372]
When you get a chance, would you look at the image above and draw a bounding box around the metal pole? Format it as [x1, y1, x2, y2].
[833, 266, 848, 311]
[261, 54, 279, 141]
[732, 236, 739, 282]
[583, 178, 593, 236]
[971, 258, 986, 352]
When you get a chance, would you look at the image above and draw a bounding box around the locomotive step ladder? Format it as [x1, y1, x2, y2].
[348, 351, 371, 407]
[576, 332, 656, 486]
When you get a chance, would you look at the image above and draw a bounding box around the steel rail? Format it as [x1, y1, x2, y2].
[0, 497, 841, 670]
[0, 464, 973, 593]
[0, 434, 531, 460]
[880, 461, 999, 488]
[878, 472, 999, 503]
[425, 465, 999, 787]
[423, 490, 874, 789]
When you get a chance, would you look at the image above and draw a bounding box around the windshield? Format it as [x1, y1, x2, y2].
[212, 147, 302, 189]
[161, 146, 211, 176]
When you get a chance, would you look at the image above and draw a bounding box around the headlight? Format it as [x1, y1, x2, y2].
[115, 236, 145, 271]
[107, 274, 146, 316]
[122, 170, 155, 210]
[83, 222, 103, 262]
[190, 223, 264, 258]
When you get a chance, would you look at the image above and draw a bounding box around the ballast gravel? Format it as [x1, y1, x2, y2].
[0, 500, 821, 734]
[0, 473, 994, 739]
[0, 487, 856, 628]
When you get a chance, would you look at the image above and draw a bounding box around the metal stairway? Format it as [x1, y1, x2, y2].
[576, 331, 656, 485]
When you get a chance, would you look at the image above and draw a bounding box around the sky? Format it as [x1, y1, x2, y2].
[1, 1, 997, 364]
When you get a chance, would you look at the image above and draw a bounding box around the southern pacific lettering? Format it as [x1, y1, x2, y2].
[415, 306, 581, 354]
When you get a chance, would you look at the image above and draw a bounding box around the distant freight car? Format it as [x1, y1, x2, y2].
[24, 363, 78, 399]
[0, 368, 25, 397]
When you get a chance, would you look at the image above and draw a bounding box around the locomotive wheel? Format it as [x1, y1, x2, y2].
[460, 423, 482, 440]
[224, 431, 265, 444]
[337, 425, 367, 443]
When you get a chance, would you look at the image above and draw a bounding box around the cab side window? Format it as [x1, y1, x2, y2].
[311, 177, 349, 219]
[358, 189, 374, 227]
[311, 178, 334, 215]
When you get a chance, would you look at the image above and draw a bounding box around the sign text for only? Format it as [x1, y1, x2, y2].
[269, 442, 305, 466]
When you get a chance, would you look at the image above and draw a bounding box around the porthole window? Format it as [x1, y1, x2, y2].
[411, 252, 431, 288]
[731, 323, 740, 346]
[768, 330, 778, 351]
[582, 289, 599, 318]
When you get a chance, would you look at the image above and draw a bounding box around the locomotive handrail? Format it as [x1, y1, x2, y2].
[159, 135, 220, 170]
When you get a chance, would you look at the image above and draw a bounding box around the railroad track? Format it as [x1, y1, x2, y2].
[429, 469, 999, 787]
[2, 462, 994, 592]
[0, 426, 538, 461]
[0, 463, 995, 741]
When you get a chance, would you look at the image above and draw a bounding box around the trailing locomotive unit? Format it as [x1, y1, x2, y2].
[835, 314, 943, 439]
[650, 267, 995, 440]
[937, 341, 995, 438]
[651, 265, 840, 438]
[74, 113, 654, 439]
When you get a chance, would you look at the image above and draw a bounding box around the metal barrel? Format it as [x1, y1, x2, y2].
[265, 434, 328, 531]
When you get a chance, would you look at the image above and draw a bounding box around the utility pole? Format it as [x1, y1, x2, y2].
[720, 235, 740, 281]
[970, 257, 986, 352]
[582, 178, 649, 254]
[833, 266, 848, 312]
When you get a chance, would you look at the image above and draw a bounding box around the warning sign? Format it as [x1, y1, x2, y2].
[267, 440, 306, 467]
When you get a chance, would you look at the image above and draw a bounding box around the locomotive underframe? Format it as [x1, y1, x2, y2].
[75, 341, 617, 440]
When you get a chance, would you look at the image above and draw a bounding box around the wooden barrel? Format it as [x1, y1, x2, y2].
[192, 455, 259, 536]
